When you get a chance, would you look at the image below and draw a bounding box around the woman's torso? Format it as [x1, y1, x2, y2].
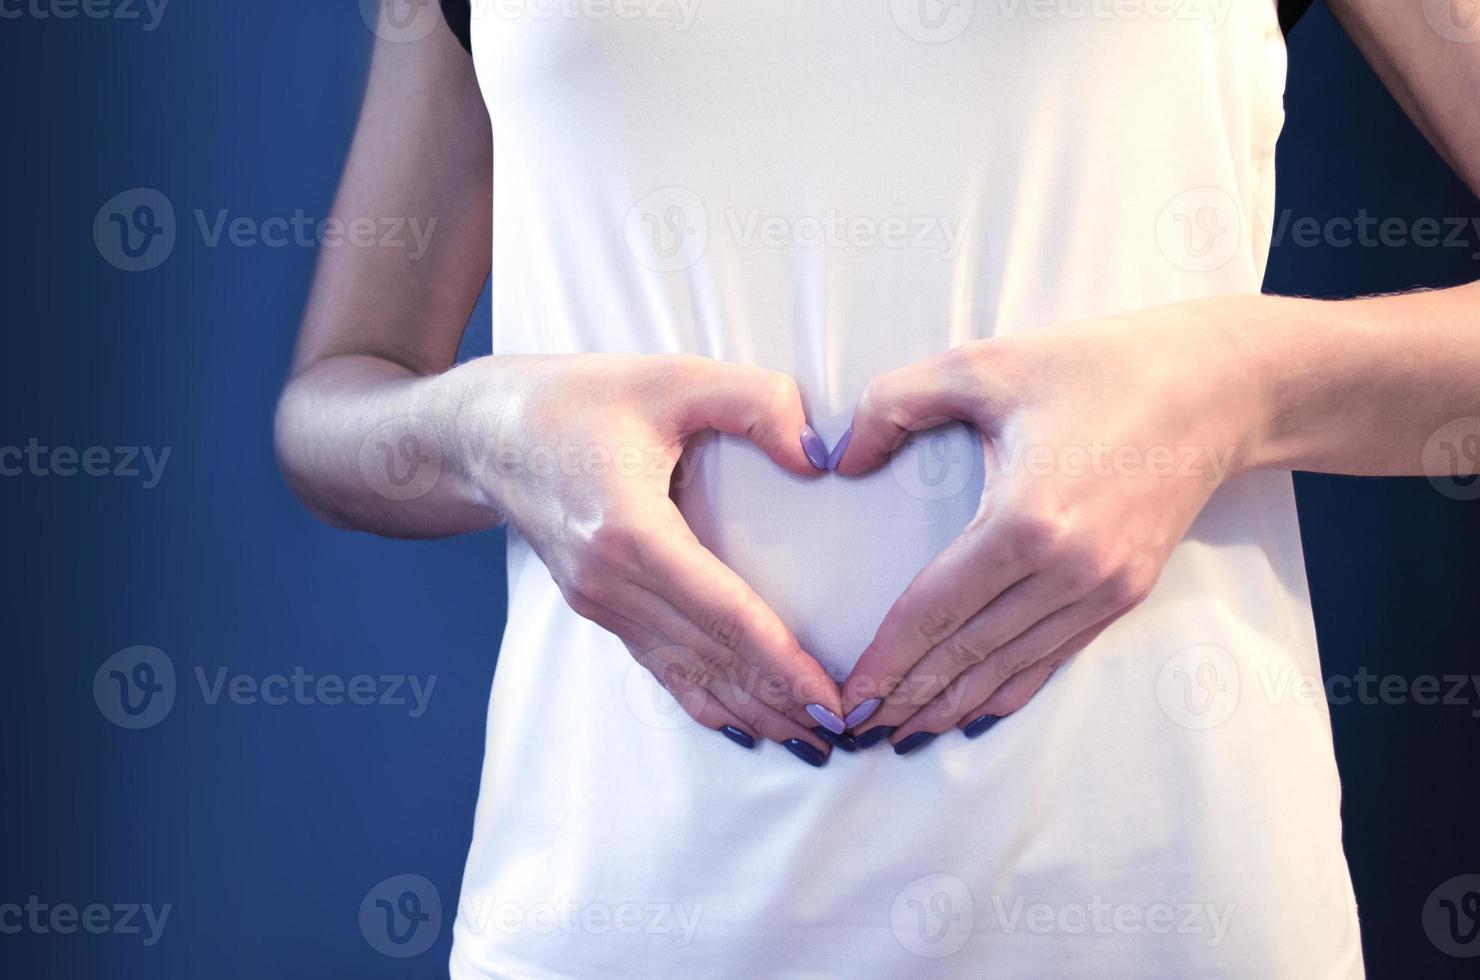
[452, 4, 1362, 977]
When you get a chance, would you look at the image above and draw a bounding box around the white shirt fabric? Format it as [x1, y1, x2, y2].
[451, 3, 1364, 977]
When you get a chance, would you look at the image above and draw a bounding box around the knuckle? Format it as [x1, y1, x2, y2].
[699, 603, 748, 651]
[943, 635, 990, 671]
[1061, 545, 1113, 594]
[584, 521, 639, 569]
[911, 603, 959, 646]
[1006, 511, 1072, 565]
[1103, 564, 1154, 608]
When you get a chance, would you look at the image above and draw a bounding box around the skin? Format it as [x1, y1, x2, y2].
[277, 1, 1480, 761]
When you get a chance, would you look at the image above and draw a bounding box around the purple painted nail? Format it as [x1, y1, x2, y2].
[805, 703, 846, 734]
[826, 426, 853, 470]
[800, 425, 830, 470]
[843, 697, 881, 729]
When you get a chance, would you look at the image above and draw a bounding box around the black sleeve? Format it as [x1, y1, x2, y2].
[1279, 0, 1316, 35]
[439, 0, 472, 53]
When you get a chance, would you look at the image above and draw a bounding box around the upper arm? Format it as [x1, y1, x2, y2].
[1325, 0, 1480, 196]
[291, 15, 492, 377]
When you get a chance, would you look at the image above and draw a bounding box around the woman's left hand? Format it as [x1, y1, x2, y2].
[834, 301, 1267, 751]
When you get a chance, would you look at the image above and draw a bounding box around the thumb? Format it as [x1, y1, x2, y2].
[667, 356, 819, 478]
[834, 351, 987, 477]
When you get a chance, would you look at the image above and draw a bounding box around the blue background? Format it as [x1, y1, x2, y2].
[2, 2, 1478, 977]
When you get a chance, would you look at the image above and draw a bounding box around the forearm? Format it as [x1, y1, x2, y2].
[274, 354, 501, 538]
[1219, 281, 1480, 477]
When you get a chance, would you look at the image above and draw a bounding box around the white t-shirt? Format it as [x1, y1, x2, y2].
[451, 3, 1364, 977]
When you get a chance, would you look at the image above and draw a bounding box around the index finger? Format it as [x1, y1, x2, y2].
[841, 518, 1027, 726]
[635, 504, 847, 732]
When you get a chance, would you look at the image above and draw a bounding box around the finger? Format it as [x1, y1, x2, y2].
[858, 571, 1079, 734]
[892, 607, 1120, 746]
[579, 591, 830, 759]
[666, 356, 820, 477]
[612, 581, 836, 751]
[631, 514, 848, 732]
[840, 515, 1032, 727]
[834, 348, 988, 477]
[629, 642, 831, 759]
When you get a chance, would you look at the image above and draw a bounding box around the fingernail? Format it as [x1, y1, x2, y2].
[782, 739, 827, 767]
[826, 426, 853, 470]
[963, 714, 1002, 739]
[805, 703, 846, 734]
[843, 697, 881, 729]
[800, 424, 830, 470]
[813, 726, 857, 752]
[719, 725, 756, 749]
[893, 731, 938, 756]
[853, 725, 896, 749]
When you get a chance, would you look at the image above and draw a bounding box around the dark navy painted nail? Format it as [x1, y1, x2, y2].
[800, 425, 830, 470]
[782, 739, 827, 767]
[853, 725, 896, 749]
[813, 726, 857, 752]
[719, 725, 756, 749]
[826, 426, 853, 470]
[963, 714, 1002, 739]
[805, 703, 846, 734]
[893, 731, 938, 756]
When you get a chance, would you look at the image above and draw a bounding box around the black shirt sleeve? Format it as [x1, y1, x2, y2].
[440, 0, 472, 53]
[1280, 0, 1316, 35]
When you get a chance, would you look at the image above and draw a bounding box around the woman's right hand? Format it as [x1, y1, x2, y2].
[456, 353, 846, 764]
